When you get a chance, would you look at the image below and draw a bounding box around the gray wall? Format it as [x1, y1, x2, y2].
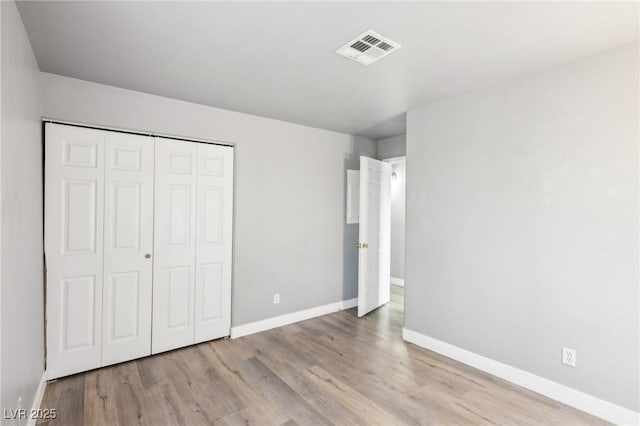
[378, 134, 406, 159]
[405, 43, 639, 411]
[39, 72, 376, 327]
[1, 0, 45, 417]
[390, 161, 406, 280]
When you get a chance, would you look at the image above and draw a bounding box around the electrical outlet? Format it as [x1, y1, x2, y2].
[562, 347, 576, 367]
[273, 293, 280, 304]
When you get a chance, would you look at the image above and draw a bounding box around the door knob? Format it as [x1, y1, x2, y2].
[145, 254, 151, 259]
[356, 243, 368, 249]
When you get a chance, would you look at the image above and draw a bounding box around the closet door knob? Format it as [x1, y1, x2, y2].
[145, 254, 151, 259]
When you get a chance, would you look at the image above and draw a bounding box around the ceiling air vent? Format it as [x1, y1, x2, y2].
[336, 30, 401, 66]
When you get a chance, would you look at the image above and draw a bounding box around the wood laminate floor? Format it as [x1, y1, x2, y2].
[38, 286, 607, 425]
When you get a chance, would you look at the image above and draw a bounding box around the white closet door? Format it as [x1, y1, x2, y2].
[102, 132, 154, 365]
[152, 138, 197, 354]
[45, 123, 105, 379]
[194, 143, 233, 343]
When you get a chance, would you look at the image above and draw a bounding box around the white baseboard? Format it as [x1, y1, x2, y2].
[231, 298, 358, 339]
[402, 328, 639, 426]
[390, 277, 404, 287]
[27, 372, 47, 426]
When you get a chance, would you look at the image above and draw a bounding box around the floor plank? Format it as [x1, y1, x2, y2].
[38, 286, 608, 425]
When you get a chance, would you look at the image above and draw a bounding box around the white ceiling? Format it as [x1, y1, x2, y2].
[17, 1, 639, 139]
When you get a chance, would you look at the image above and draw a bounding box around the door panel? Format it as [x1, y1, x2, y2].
[166, 265, 192, 328]
[357, 156, 391, 317]
[45, 123, 105, 379]
[202, 187, 223, 243]
[168, 185, 193, 246]
[63, 180, 98, 253]
[102, 132, 154, 366]
[62, 275, 98, 349]
[152, 138, 197, 353]
[108, 271, 140, 339]
[111, 183, 141, 249]
[199, 263, 223, 321]
[194, 143, 233, 343]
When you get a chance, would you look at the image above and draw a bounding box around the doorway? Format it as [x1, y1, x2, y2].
[384, 156, 406, 321]
[350, 153, 406, 327]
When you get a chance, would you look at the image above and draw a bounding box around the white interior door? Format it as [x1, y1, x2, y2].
[102, 132, 154, 365]
[152, 137, 197, 354]
[357, 156, 392, 317]
[194, 143, 234, 343]
[45, 123, 105, 379]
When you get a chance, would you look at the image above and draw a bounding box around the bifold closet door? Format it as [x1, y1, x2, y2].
[102, 132, 154, 366]
[45, 124, 106, 379]
[194, 143, 233, 343]
[152, 138, 198, 354]
[46, 124, 234, 374]
[45, 124, 155, 379]
[152, 138, 234, 353]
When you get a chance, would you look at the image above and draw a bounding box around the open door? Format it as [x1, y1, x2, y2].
[357, 156, 392, 317]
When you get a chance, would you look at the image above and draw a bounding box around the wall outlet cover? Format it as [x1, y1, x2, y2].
[562, 347, 576, 367]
